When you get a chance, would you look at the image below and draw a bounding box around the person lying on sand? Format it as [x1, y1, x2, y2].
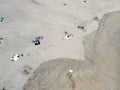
[76, 25, 87, 32]
[10, 54, 24, 61]
[0, 37, 4, 44]
[63, 31, 74, 40]
[65, 34, 74, 39]
[82, 0, 87, 4]
[77, 26, 84, 30]
[32, 39, 40, 45]
[0, 17, 4, 22]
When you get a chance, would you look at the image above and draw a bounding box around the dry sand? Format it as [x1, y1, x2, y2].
[23, 12, 120, 90]
[0, 0, 120, 90]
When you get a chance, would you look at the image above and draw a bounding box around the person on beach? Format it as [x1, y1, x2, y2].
[0, 37, 3, 44]
[63, 31, 73, 40]
[2, 87, 6, 90]
[76, 25, 87, 32]
[32, 39, 40, 45]
[93, 16, 99, 21]
[82, 0, 87, 4]
[66, 34, 73, 39]
[77, 25, 85, 30]
[0, 17, 4, 22]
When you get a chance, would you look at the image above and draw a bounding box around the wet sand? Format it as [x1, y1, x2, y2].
[24, 11, 120, 90]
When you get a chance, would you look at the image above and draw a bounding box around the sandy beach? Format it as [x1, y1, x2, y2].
[0, 0, 120, 90]
[24, 11, 120, 90]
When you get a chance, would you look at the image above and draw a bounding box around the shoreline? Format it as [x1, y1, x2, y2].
[0, 0, 120, 90]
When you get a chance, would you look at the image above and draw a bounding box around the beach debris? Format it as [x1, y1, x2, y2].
[93, 16, 99, 21]
[49, 44, 54, 48]
[64, 31, 68, 35]
[69, 69, 73, 73]
[22, 65, 32, 75]
[21, 53, 24, 57]
[0, 17, 4, 22]
[63, 3, 67, 6]
[27, 53, 30, 56]
[0, 37, 3, 40]
[67, 69, 73, 78]
[63, 31, 74, 40]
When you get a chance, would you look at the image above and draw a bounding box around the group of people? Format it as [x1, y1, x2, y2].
[63, 16, 99, 40]
[63, 31, 74, 40]
[32, 35, 43, 45]
[76, 16, 99, 31]
[10, 53, 24, 61]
